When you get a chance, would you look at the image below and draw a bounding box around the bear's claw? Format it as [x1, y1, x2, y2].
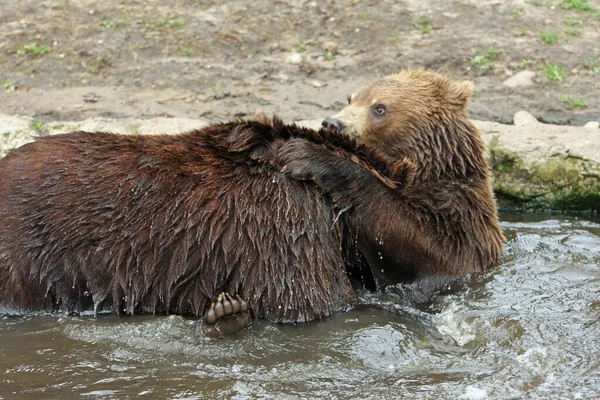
[203, 292, 251, 338]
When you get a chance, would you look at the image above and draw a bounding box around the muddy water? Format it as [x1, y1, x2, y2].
[1, 213, 599, 399]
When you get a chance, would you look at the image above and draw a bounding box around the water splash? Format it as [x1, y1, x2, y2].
[1, 213, 599, 398]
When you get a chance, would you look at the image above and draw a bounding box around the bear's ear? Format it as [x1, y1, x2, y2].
[449, 80, 474, 109]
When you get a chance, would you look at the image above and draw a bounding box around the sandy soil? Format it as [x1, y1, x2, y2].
[1, 0, 599, 126]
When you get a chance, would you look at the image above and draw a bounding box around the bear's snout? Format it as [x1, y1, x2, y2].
[321, 117, 345, 134]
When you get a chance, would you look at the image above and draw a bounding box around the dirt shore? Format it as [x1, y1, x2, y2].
[1, 0, 599, 126]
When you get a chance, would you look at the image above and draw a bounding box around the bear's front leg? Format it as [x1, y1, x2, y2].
[203, 293, 251, 339]
[277, 139, 375, 205]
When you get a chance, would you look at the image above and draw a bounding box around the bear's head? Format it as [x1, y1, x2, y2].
[322, 70, 486, 181]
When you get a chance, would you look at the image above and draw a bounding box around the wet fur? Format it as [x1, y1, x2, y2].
[0, 70, 504, 321]
[278, 70, 504, 285]
[0, 119, 391, 322]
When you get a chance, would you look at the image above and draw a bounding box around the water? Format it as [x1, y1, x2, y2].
[1, 213, 599, 399]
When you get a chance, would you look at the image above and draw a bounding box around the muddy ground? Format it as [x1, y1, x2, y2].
[0, 0, 599, 126]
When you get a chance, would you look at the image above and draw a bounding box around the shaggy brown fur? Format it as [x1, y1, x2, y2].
[0, 118, 403, 322]
[278, 70, 504, 286]
[0, 70, 503, 323]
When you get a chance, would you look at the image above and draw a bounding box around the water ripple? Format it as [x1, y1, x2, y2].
[1, 213, 599, 399]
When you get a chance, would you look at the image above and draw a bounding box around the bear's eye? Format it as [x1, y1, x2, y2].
[373, 104, 387, 116]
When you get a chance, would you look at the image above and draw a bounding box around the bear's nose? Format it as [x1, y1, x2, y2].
[321, 117, 345, 134]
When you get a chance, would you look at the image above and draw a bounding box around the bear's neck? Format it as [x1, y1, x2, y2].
[389, 115, 503, 270]
[387, 115, 488, 185]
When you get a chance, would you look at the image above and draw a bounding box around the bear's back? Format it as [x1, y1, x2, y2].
[0, 127, 357, 322]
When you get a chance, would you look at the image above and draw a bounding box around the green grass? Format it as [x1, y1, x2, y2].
[565, 28, 583, 37]
[362, 11, 370, 21]
[485, 49, 504, 58]
[557, 0, 595, 12]
[1, 81, 15, 89]
[170, 17, 186, 28]
[16, 42, 51, 56]
[540, 31, 558, 44]
[520, 59, 533, 68]
[97, 55, 110, 65]
[563, 17, 583, 26]
[298, 42, 306, 52]
[31, 121, 44, 130]
[178, 48, 196, 57]
[471, 55, 489, 68]
[582, 58, 599, 72]
[559, 95, 587, 107]
[415, 16, 432, 34]
[542, 63, 567, 81]
[471, 48, 505, 69]
[144, 18, 167, 28]
[101, 20, 114, 29]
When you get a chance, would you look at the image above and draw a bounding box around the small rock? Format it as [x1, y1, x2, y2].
[213, 91, 230, 100]
[83, 92, 99, 103]
[275, 72, 290, 83]
[285, 53, 302, 65]
[584, 121, 599, 129]
[442, 12, 461, 19]
[299, 63, 315, 76]
[561, 45, 576, 54]
[309, 80, 326, 88]
[502, 71, 536, 88]
[513, 110, 539, 126]
[234, 88, 250, 97]
[544, 18, 552, 25]
[322, 41, 339, 53]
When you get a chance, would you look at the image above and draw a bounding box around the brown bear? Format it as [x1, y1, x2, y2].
[278, 70, 504, 286]
[0, 117, 403, 337]
[279, 70, 504, 285]
[0, 70, 503, 337]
